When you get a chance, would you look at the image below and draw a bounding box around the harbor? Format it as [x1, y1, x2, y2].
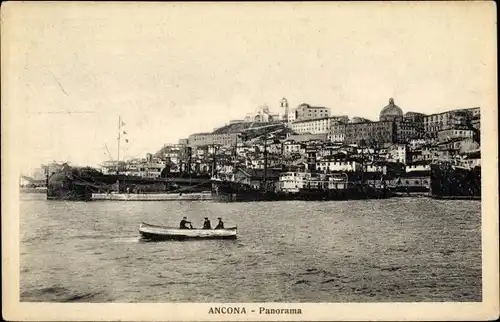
[21, 99, 481, 203]
[19, 195, 481, 302]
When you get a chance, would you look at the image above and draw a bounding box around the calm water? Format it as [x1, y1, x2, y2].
[20, 194, 481, 302]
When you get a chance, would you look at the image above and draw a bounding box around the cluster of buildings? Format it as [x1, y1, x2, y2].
[96, 97, 480, 189]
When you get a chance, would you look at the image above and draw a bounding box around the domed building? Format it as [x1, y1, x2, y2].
[379, 98, 404, 122]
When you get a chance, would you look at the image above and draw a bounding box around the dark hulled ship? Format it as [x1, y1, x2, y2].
[211, 171, 392, 202]
[47, 164, 212, 201]
[430, 162, 481, 199]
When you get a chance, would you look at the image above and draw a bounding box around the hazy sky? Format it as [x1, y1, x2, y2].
[2, 2, 496, 172]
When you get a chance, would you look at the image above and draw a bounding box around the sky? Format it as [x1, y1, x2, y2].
[2, 2, 496, 173]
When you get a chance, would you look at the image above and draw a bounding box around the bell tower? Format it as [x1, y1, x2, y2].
[280, 97, 289, 122]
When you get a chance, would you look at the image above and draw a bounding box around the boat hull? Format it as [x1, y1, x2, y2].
[211, 180, 391, 202]
[139, 223, 237, 241]
[91, 192, 212, 201]
[430, 164, 481, 199]
[47, 166, 212, 201]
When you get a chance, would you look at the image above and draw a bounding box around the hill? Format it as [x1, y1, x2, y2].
[154, 121, 298, 156]
[212, 121, 283, 134]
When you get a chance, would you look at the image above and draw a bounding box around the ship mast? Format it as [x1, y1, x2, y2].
[211, 144, 217, 177]
[263, 137, 268, 192]
[117, 116, 121, 175]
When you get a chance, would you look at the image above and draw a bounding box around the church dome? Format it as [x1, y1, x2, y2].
[379, 98, 403, 121]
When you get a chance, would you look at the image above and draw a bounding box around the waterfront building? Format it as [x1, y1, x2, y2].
[290, 115, 348, 134]
[279, 171, 310, 193]
[101, 160, 127, 174]
[315, 156, 360, 173]
[188, 132, 238, 148]
[100, 154, 166, 178]
[405, 160, 432, 173]
[379, 98, 404, 122]
[123, 159, 165, 178]
[459, 149, 481, 169]
[386, 143, 408, 164]
[232, 168, 281, 190]
[279, 172, 349, 193]
[391, 171, 431, 191]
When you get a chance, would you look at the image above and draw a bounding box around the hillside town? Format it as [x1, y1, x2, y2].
[106, 97, 480, 190]
[22, 97, 480, 194]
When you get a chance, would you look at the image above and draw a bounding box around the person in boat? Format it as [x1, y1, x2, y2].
[202, 217, 211, 230]
[214, 217, 224, 229]
[179, 217, 192, 229]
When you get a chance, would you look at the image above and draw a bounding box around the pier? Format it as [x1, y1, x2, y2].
[91, 192, 212, 201]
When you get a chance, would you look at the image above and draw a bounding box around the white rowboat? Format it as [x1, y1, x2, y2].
[139, 222, 237, 241]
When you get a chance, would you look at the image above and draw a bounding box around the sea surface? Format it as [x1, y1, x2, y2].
[19, 193, 481, 302]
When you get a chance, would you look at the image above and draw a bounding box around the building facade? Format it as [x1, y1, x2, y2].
[344, 121, 396, 145]
[387, 143, 408, 164]
[290, 116, 349, 134]
[423, 109, 472, 138]
[293, 103, 331, 122]
[437, 128, 474, 143]
[395, 121, 420, 143]
[330, 124, 346, 143]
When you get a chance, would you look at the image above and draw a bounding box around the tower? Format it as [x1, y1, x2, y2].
[280, 97, 289, 122]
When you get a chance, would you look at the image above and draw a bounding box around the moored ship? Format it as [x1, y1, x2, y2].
[430, 162, 481, 199]
[47, 164, 212, 201]
[211, 170, 391, 202]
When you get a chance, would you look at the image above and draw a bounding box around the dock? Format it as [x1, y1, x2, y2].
[91, 192, 213, 201]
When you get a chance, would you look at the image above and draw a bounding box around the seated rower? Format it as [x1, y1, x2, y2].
[179, 217, 192, 229]
[214, 217, 224, 229]
[202, 217, 211, 229]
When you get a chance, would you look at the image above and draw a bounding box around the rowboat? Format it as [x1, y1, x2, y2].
[139, 222, 237, 241]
